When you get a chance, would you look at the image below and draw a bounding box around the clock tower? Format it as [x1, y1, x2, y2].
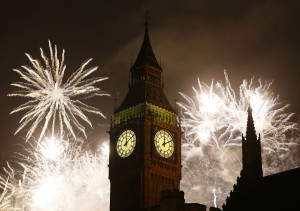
[108, 21, 182, 210]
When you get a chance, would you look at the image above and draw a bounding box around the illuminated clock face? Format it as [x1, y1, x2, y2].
[154, 130, 174, 158]
[117, 130, 136, 158]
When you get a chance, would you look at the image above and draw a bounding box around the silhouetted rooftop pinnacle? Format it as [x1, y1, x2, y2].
[131, 19, 162, 71]
[246, 105, 257, 140]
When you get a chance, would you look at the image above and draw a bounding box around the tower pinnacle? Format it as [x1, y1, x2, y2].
[131, 14, 161, 71]
[246, 105, 257, 140]
[115, 18, 175, 113]
[145, 11, 149, 28]
[242, 104, 263, 183]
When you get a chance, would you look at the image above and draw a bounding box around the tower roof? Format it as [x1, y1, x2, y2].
[115, 21, 175, 114]
[131, 22, 162, 71]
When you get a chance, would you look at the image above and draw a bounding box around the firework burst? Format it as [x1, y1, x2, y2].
[0, 137, 110, 211]
[9, 41, 109, 143]
[178, 71, 298, 207]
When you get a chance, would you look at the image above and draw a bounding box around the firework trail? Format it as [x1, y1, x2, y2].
[9, 41, 109, 143]
[178, 71, 298, 208]
[0, 137, 110, 211]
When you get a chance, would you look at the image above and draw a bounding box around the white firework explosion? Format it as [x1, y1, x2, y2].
[178, 71, 298, 208]
[9, 41, 109, 143]
[0, 137, 110, 211]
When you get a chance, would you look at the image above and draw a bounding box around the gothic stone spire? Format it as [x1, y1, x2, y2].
[242, 105, 263, 184]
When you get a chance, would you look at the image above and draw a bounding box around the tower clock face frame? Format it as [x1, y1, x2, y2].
[116, 130, 136, 158]
[154, 130, 174, 158]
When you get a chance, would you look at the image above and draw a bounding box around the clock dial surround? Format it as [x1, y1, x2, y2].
[117, 130, 136, 158]
[154, 130, 174, 158]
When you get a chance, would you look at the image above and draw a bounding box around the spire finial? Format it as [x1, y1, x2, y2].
[246, 104, 257, 139]
[248, 104, 253, 114]
[145, 11, 149, 28]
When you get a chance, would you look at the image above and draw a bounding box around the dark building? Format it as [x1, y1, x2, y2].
[223, 107, 300, 211]
[108, 20, 182, 210]
[108, 20, 300, 211]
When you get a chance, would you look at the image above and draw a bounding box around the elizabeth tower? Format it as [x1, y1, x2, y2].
[108, 21, 182, 210]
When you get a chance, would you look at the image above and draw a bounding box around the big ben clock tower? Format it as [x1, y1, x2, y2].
[108, 20, 182, 210]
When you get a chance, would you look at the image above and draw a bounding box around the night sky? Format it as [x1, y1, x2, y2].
[0, 0, 299, 165]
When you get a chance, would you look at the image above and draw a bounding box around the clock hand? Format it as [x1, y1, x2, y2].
[124, 131, 130, 146]
[124, 135, 133, 147]
[162, 136, 166, 147]
[164, 140, 173, 145]
[124, 131, 128, 146]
